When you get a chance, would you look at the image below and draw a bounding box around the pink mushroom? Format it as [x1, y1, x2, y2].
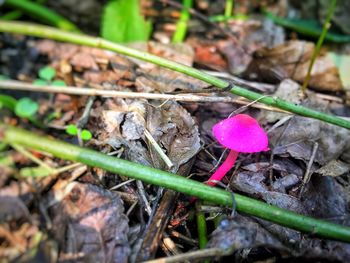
[207, 114, 269, 186]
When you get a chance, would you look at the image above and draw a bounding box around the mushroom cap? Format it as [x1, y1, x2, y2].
[212, 114, 268, 153]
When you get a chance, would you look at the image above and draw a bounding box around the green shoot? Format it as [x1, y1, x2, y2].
[224, 0, 234, 18]
[301, 0, 337, 92]
[172, 0, 192, 43]
[66, 124, 92, 141]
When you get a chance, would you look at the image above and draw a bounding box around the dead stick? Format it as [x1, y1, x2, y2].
[0, 80, 288, 113]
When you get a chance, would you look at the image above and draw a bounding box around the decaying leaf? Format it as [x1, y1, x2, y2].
[146, 101, 201, 172]
[49, 182, 130, 263]
[244, 40, 343, 92]
[315, 159, 350, 177]
[94, 98, 200, 172]
[207, 214, 286, 252]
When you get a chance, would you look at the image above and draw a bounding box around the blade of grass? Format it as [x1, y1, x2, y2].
[4, 0, 79, 31]
[2, 124, 350, 242]
[0, 21, 349, 129]
[224, 0, 234, 18]
[172, 0, 192, 43]
[301, 0, 337, 93]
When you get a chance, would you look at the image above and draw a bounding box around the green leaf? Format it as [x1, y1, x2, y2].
[327, 52, 350, 89]
[15, 98, 39, 118]
[20, 166, 53, 177]
[51, 80, 66, 86]
[33, 79, 48, 86]
[38, 66, 56, 81]
[66, 124, 78, 135]
[101, 0, 152, 43]
[0, 154, 12, 166]
[0, 94, 17, 111]
[265, 11, 350, 43]
[0, 74, 9, 80]
[81, 129, 92, 141]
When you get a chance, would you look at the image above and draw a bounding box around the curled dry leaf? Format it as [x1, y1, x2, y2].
[244, 40, 343, 92]
[146, 101, 201, 172]
[49, 182, 130, 263]
[95, 98, 200, 172]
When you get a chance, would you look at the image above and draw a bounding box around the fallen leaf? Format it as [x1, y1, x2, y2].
[49, 182, 130, 263]
[244, 41, 343, 92]
[315, 159, 350, 177]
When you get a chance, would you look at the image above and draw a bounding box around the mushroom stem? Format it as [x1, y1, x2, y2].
[207, 150, 239, 186]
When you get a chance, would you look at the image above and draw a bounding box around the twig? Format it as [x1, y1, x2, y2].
[3, 124, 350, 242]
[136, 180, 152, 216]
[144, 247, 232, 263]
[0, 21, 348, 129]
[0, 80, 285, 113]
[144, 129, 174, 169]
[298, 142, 319, 198]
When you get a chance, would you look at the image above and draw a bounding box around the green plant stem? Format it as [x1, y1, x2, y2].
[172, 0, 192, 43]
[196, 203, 208, 250]
[301, 0, 337, 92]
[0, 21, 349, 129]
[3, 0, 79, 31]
[2, 124, 350, 242]
[224, 0, 234, 18]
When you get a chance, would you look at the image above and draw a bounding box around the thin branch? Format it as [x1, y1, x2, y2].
[0, 80, 288, 113]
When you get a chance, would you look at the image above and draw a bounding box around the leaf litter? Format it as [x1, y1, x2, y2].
[2, 3, 350, 261]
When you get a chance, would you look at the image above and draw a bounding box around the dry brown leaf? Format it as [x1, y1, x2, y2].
[244, 40, 343, 92]
[49, 182, 129, 263]
[94, 98, 200, 172]
[146, 101, 201, 172]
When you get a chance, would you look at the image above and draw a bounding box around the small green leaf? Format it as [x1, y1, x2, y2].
[39, 66, 56, 81]
[66, 124, 78, 135]
[81, 129, 92, 141]
[101, 0, 152, 43]
[20, 166, 53, 177]
[33, 79, 48, 86]
[52, 80, 66, 87]
[0, 94, 17, 111]
[15, 98, 39, 118]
